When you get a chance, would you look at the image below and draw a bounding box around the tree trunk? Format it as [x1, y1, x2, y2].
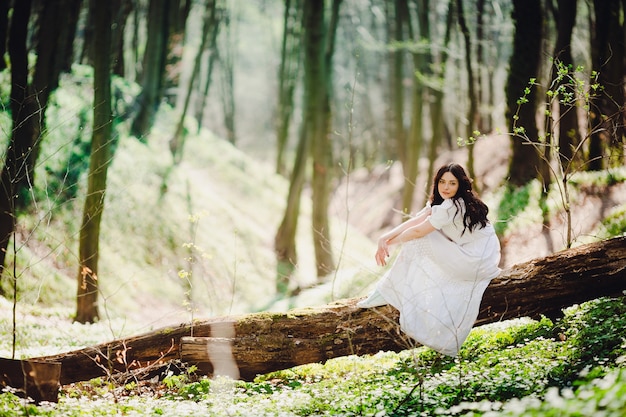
[274, 127, 307, 293]
[552, 0, 580, 167]
[0, 0, 34, 287]
[274, 0, 325, 290]
[169, 0, 218, 162]
[111, 0, 134, 77]
[0, 358, 61, 404]
[35, 236, 626, 385]
[311, 0, 341, 277]
[387, 0, 407, 164]
[400, 0, 428, 216]
[75, 0, 113, 324]
[219, 14, 236, 145]
[0, 0, 9, 71]
[589, 0, 625, 170]
[130, 0, 169, 139]
[456, 0, 478, 182]
[194, 0, 222, 135]
[426, 0, 453, 197]
[275, 0, 302, 175]
[505, 0, 544, 186]
[162, 0, 192, 103]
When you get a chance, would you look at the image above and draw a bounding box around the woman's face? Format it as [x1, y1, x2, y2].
[438, 171, 459, 199]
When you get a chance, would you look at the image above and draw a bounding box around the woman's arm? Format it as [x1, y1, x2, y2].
[388, 220, 436, 245]
[375, 208, 433, 266]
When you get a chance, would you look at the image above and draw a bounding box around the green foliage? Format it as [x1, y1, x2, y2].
[1, 297, 626, 415]
[494, 183, 532, 236]
[598, 205, 626, 238]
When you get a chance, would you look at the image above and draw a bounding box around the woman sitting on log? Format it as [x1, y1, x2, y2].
[358, 162, 502, 356]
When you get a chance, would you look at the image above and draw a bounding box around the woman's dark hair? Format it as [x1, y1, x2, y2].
[429, 163, 489, 233]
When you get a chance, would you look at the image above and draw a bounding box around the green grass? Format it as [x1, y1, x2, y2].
[1, 297, 625, 416]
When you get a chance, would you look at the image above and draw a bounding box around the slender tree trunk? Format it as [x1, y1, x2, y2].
[0, 0, 34, 287]
[401, 0, 429, 215]
[75, 0, 113, 324]
[311, 0, 341, 277]
[475, 0, 487, 133]
[112, 0, 133, 77]
[589, 0, 625, 170]
[274, 126, 308, 293]
[130, 0, 169, 139]
[162, 0, 192, 103]
[505, 0, 543, 186]
[456, 0, 478, 182]
[0, 0, 8, 71]
[427, 0, 454, 196]
[389, 0, 406, 164]
[169, 0, 217, 162]
[27, 0, 81, 195]
[275, 0, 302, 175]
[194, 1, 222, 135]
[552, 0, 580, 167]
[219, 10, 236, 145]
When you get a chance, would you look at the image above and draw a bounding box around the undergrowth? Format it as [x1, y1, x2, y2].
[1, 296, 625, 416]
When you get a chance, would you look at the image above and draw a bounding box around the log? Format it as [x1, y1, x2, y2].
[0, 357, 61, 403]
[32, 236, 626, 384]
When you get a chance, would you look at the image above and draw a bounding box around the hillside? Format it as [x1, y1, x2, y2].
[1, 70, 625, 339]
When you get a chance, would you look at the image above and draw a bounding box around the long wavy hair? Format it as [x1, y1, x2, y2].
[429, 163, 489, 234]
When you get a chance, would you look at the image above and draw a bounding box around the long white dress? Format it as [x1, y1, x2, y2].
[374, 198, 501, 356]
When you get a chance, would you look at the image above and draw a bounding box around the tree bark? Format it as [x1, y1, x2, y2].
[551, 0, 580, 167]
[0, 0, 34, 288]
[400, 0, 428, 216]
[311, 0, 341, 277]
[130, 0, 169, 139]
[456, 0, 478, 181]
[275, 0, 302, 175]
[274, 0, 324, 291]
[426, 0, 453, 197]
[0, 358, 61, 404]
[505, 0, 544, 186]
[169, 0, 218, 162]
[34, 236, 626, 385]
[75, 0, 113, 323]
[589, 0, 625, 170]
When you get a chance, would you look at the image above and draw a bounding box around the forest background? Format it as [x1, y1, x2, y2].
[0, 0, 624, 339]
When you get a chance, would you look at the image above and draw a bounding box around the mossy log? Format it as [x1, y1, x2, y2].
[32, 236, 626, 385]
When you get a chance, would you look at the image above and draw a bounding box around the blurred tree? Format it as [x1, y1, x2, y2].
[0, 0, 79, 290]
[505, 0, 543, 186]
[550, 0, 580, 167]
[76, 0, 113, 323]
[170, 0, 220, 162]
[130, 0, 170, 139]
[312, 0, 342, 277]
[589, 0, 625, 170]
[194, 0, 223, 135]
[275, 0, 341, 291]
[456, 0, 478, 180]
[275, 0, 302, 176]
[385, 0, 407, 165]
[426, 0, 454, 195]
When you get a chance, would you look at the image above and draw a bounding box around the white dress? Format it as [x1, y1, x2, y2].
[375, 199, 501, 356]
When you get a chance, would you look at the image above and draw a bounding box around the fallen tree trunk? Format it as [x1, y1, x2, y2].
[0, 358, 61, 403]
[33, 236, 626, 385]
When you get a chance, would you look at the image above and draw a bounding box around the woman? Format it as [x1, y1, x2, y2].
[358, 163, 501, 356]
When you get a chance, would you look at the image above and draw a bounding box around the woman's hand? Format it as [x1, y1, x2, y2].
[375, 238, 390, 266]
